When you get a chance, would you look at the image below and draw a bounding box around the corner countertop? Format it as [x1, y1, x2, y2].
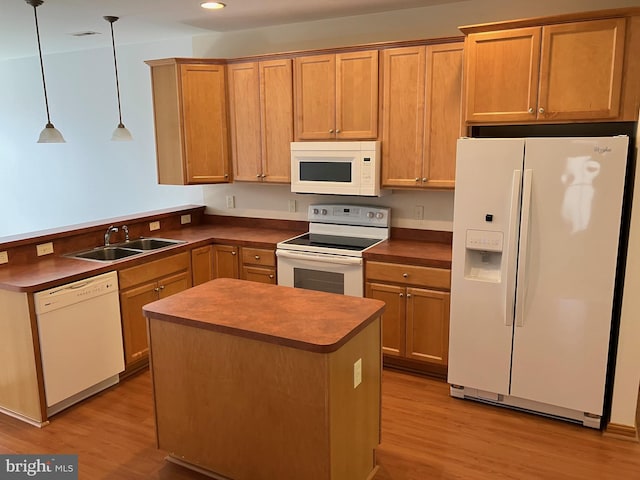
[0, 224, 304, 293]
[143, 278, 386, 353]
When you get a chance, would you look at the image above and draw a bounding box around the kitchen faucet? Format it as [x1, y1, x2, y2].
[104, 225, 119, 246]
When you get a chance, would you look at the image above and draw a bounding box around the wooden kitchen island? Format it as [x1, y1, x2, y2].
[143, 278, 385, 480]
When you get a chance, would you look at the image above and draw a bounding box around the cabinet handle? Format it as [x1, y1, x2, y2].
[261, 174, 267, 178]
[415, 178, 420, 182]
[422, 178, 427, 182]
[399, 293, 404, 297]
[538, 107, 545, 114]
[159, 285, 165, 291]
[224, 173, 229, 178]
[402, 273, 408, 278]
[232, 251, 237, 255]
[528, 107, 534, 114]
[269, 274, 274, 279]
[256, 174, 261, 178]
[329, 129, 334, 134]
[407, 293, 412, 298]
[254, 255, 260, 260]
[153, 287, 160, 293]
[336, 129, 341, 133]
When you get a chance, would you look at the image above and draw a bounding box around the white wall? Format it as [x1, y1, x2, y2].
[0, 37, 203, 239]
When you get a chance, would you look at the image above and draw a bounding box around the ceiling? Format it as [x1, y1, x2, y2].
[2, 0, 462, 61]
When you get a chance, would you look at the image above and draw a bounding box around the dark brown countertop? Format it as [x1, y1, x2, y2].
[0, 224, 304, 293]
[364, 239, 452, 269]
[143, 278, 385, 353]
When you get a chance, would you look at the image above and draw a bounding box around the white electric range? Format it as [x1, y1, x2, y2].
[276, 204, 390, 297]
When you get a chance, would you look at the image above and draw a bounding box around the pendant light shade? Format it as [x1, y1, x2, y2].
[104, 16, 133, 142]
[26, 0, 65, 143]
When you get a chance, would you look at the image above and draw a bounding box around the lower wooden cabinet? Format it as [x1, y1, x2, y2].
[191, 245, 214, 286]
[240, 247, 276, 284]
[211, 244, 276, 284]
[118, 252, 192, 373]
[365, 261, 450, 377]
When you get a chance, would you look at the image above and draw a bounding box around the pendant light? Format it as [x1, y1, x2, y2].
[26, 0, 65, 143]
[104, 16, 133, 141]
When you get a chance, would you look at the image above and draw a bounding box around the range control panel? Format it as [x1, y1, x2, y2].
[308, 204, 390, 227]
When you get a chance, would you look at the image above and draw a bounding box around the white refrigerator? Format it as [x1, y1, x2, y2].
[448, 136, 629, 428]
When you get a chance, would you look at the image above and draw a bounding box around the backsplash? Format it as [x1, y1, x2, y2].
[202, 183, 454, 232]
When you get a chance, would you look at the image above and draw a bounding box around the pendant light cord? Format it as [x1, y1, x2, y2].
[108, 20, 124, 127]
[32, 4, 52, 126]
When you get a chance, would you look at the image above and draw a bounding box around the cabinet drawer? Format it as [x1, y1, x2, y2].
[119, 252, 191, 290]
[241, 247, 275, 267]
[366, 261, 450, 289]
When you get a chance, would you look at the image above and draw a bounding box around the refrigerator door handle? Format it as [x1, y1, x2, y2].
[504, 169, 522, 327]
[515, 169, 533, 327]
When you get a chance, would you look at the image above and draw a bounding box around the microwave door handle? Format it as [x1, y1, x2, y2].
[276, 249, 363, 266]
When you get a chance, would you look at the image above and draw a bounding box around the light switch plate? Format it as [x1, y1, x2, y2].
[288, 199, 296, 213]
[226, 195, 235, 209]
[149, 221, 160, 231]
[414, 205, 424, 220]
[181, 214, 192, 225]
[36, 242, 54, 256]
[0, 251, 8, 264]
[353, 358, 362, 388]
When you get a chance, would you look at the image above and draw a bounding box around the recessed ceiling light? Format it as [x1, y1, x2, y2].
[201, 1, 226, 9]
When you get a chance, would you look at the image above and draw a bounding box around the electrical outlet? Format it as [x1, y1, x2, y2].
[353, 358, 362, 388]
[36, 242, 54, 256]
[226, 195, 235, 208]
[149, 221, 160, 231]
[181, 214, 192, 225]
[414, 205, 424, 220]
[0, 251, 8, 264]
[288, 199, 297, 213]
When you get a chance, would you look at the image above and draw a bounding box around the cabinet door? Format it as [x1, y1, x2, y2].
[406, 287, 450, 365]
[366, 282, 406, 357]
[191, 245, 213, 286]
[423, 43, 464, 189]
[158, 271, 192, 299]
[260, 59, 293, 183]
[228, 62, 262, 182]
[381, 46, 426, 188]
[212, 244, 239, 279]
[180, 63, 230, 183]
[241, 266, 276, 284]
[120, 282, 158, 366]
[538, 18, 626, 121]
[336, 50, 378, 139]
[464, 27, 541, 123]
[294, 54, 336, 140]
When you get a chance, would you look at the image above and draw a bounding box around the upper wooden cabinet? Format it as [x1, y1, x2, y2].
[294, 51, 378, 140]
[228, 59, 293, 183]
[381, 42, 464, 189]
[464, 18, 627, 123]
[146, 58, 231, 185]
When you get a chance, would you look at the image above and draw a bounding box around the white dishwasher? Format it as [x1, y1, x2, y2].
[35, 271, 125, 416]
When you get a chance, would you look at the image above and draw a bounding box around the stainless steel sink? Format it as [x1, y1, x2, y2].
[66, 237, 185, 262]
[71, 247, 142, 261]
[119, 238, 184, 250]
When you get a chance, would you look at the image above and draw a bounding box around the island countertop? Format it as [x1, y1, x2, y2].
[143, 278, 386, 353]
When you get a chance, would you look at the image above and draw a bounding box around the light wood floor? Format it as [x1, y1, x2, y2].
[0, 369, 638, 479]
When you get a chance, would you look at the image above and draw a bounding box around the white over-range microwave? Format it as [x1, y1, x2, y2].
[290, 141, 382, 196]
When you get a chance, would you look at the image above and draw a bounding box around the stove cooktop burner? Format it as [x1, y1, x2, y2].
[281, 233, 381, 252]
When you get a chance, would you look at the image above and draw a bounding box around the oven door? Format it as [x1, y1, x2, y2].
[276, 250, 363, 297]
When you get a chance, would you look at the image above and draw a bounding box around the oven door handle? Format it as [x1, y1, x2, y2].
[276, 249, 363, 266]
